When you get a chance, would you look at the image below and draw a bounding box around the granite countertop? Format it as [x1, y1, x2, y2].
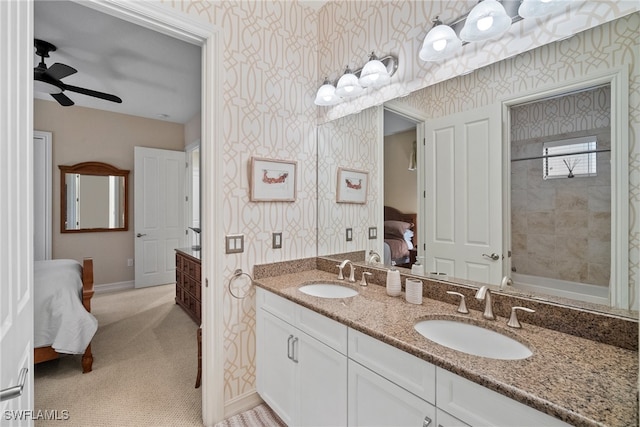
[254, 269, 638, 427]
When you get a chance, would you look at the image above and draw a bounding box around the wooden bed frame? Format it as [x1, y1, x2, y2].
[384, 206, 418, 267]
[34, 258, 95, 373]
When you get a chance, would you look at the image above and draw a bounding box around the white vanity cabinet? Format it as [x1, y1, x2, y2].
[256, 288, 348, 427]
[436, 368, 570, 427]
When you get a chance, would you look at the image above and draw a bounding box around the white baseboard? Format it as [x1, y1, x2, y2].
[94, 280, 134, 294]
[224, 390, 263, 419]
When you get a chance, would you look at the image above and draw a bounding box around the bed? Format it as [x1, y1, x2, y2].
[34, 258, 97, 373]
[383, 206, 417, 268]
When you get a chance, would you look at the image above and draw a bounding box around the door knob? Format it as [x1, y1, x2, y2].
[482, 253, 500, 261]
[136, 233, 147, 238]
[0, 368, 28, 402]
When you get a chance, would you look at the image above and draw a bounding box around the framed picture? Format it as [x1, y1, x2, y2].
[336, 167, 368, 204]
[250, 157, 297, 202]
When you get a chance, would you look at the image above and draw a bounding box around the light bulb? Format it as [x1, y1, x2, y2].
[477, 15, 494, 31]
[432, 39, 447, 52]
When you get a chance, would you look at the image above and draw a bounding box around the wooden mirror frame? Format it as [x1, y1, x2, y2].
[59, 161, 130, 233]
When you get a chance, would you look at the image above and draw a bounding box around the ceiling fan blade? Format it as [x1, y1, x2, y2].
[46, 63, 77, 80]
[64, 84, 122, 103]
[51, 93, 74, 107]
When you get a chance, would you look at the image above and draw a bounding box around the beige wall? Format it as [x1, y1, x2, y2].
[384, 129, 417, 214]
[35, 99, 185, 285]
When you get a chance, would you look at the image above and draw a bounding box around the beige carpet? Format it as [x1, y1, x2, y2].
[35, 284, 203, 426]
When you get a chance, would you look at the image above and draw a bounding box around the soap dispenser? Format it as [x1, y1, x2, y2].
[386, 267, 401, 297]
[411, 257, 424, 276]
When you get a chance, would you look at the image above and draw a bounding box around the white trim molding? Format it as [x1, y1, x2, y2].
[76, 1, 226, 425]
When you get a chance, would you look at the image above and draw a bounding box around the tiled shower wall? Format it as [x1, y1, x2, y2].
[510, 87, 611, 286]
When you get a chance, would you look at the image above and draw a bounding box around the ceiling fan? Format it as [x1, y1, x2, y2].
[33, 39, 122, 107]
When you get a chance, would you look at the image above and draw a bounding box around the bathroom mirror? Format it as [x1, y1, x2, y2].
[316, 16, 638, 317]
[59, 161, 129, 233]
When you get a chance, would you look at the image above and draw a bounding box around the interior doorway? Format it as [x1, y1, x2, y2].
[31, 0, 224, 424]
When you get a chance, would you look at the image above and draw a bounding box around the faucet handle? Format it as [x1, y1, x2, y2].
[446, 291, 469, 314]
[360, 271, 372, 287]
[336, 264, 345, 280]
[507, 306, 535, 328]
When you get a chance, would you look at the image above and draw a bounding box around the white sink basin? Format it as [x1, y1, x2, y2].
[414, 319, 532, 360]
[299, 283, 358, 299]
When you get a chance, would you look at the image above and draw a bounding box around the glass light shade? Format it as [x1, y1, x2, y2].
[314, 79, 340, 106]
[419, 24, 462, 62]
[518, 0, 565, 18]
[335, 67, 364, 97]
[460, 0, 512, 42]
[359, 57, 390, 88]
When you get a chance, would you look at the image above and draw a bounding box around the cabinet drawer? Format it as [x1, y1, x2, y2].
[436, 368, 570, 427]
[297, 304, 347, 355]
[257, 288, 295, 324]
[349, 328, 436, 404]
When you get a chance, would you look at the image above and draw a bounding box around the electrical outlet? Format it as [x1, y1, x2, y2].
[127, 258, 134, 267]
[272, 232, 282, 249]
[346, 228, 353, 242]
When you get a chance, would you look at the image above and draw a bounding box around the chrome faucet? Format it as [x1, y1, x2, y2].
[475, 285, 495, 320]
[337, 259, 356, 282]
[500, 275, 513, 290]
[368, 250, 381, 264]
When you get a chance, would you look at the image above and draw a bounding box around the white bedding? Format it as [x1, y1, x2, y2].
[34, 259, 98, 354]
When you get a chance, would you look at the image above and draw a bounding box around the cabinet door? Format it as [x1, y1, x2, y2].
[348, 360, 436, 427]
[256, 308, 295, 426]
[437, 409, 470, 427]
[436, 368, 571, 427]
[298, 332, 347, 427]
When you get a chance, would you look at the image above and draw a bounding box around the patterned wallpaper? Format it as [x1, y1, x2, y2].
[161, 0, 640, 408]
[164, 0, 319, 403]
[510, 87, 612, 286]
[317, 107, 381, 257]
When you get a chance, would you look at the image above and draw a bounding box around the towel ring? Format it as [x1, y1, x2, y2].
[228, 269, 254, 299]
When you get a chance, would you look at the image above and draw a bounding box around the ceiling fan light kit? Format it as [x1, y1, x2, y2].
[33, 39, 123, 107]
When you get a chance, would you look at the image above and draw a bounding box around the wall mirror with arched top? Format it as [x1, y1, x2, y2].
[59, 161, 129, 233]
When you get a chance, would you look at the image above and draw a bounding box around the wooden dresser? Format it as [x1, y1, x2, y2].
[175, 248, 201, 324]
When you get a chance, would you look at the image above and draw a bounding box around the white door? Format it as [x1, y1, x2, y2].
[134, 147, 186, 288]
[424, 105, 502, 284]
[1, 0, 34, 419]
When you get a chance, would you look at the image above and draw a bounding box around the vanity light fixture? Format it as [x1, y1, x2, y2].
[460, 0, 512, 42]
[359, 52, 391, 88]
[335, 66, 364, 98]
[314, 52, 398, 106]
[419, 17, 462, 62]
[314, 77, 340, 106]
[518, 0, 565, 18]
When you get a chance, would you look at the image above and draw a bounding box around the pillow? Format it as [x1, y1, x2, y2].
[404, 229, 414, 250]
[384, 220, 413, 239]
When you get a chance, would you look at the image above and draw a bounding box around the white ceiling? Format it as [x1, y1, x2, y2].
[34, 1, 201, 124]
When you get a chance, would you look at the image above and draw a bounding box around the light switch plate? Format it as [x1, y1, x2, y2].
[346, 228, 353, 242]
[368, 227, 377, 240]
[225, 234, 244, 254]
[272, 232, 282, 249]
